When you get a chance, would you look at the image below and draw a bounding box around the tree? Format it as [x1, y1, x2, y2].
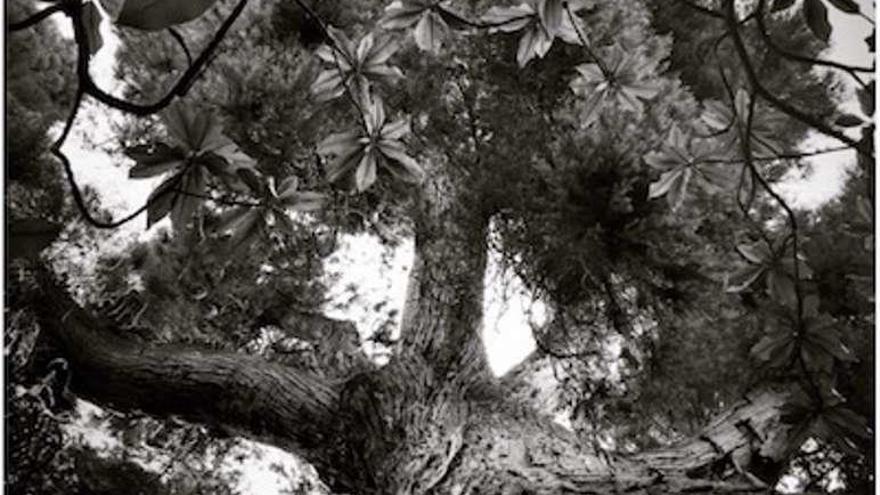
[6, 0, 874, 493]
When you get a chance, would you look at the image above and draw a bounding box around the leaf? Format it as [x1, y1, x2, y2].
[751, 334, 795, 367]
[823, 406, 870, 440]
[767, 269, 797, 307]
[161, 103, 229, 153]
[380, 0, 430, 30]
[282, 192, 327, 212]
[648, 169, 682, 199]
[355, 152, 378, 192]
[377, 140, 424, 183]
[667, 167, 692, 210]
[725, 265, 765, 293]
[235, 168, 263, 195]
[826, 0, 860, 14]
[170, 167, 206, 230]
[116, 0, 218, 30]
[835, 113, 864, 127]
[212, 143, 256, 174]
[276, 176, 299, 198]
[414, 10, 448, 53]
[126, 143, 186, 178]
[517, 23, 554, 67]
[803, 0, 832, 42]
[220, 208, 263, 251]
[146, 174, 180, 227]
[82, 2, 104, 56]
[483, 4, 534, 33]
[318, 131, 363, 158]
[310, 69, 346, 102]
[771, 0, 797, 10]
[539, 0, 564, 34]
[857, 82, 875, 117]
[8, 218, 62, 259]
[736, 243, 769, 264]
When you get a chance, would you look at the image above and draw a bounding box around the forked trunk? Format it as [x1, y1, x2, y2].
[31, 163, 799, 493]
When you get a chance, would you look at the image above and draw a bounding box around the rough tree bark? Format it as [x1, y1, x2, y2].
[31, 162, 802, 494]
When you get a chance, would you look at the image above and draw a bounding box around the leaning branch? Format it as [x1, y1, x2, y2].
[32, 270, 342, 460]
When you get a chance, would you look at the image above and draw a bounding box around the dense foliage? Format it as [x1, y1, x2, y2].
[5, 0, 874, 492]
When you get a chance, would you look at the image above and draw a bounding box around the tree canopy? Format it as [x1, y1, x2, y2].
[5, 0, 875, 493]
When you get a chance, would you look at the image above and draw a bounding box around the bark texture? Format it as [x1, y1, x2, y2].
[29, 164, 802, 494]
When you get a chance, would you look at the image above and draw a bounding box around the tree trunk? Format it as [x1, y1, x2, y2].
[29, 161, 802, 493]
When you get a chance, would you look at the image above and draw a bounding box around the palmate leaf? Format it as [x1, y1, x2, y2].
[645, 126, 732, 209]
[380, 1, 451, 53]
[484, 0, 586, 67]
[162, 102, 232, 154]
[571, 45, 663, 122]
[214, 174, 326, 251]
[702, 92, 787, 159]
[317, 97, 423, 191]
[725, 239, 812, 301]
[129, 102, 258, 232]
[312, 29, 404, 102]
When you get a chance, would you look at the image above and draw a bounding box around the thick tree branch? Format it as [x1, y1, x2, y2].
[31, 272, 342, 462]
[397, 160, 494, 387]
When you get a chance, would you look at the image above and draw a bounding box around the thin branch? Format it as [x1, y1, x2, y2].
[50, 91, 182, 229]
[291, 0, 369, 130]
[755, 0, 872, 87]
[69, 0, 249, 116]
[564, 3, 610, 76]
[168, 27, 194, 67]
[724, 0, 871, 159]
[7, 3, 65, 31]
[701, 145, 853, 165]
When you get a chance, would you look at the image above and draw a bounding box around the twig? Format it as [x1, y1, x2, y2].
[168, 27, 194, 67]
[69, 0, 249, 116]
[724, 0, 871, 158]
[564, 3, 610, 76]
[755, 0, 871, 88]
[7, 3, 65, 31]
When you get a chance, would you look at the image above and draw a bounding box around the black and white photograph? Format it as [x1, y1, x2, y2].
[4, 0, 876, 493]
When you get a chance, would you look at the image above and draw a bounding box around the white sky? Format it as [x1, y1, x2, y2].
[35, 2, 876, 493]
